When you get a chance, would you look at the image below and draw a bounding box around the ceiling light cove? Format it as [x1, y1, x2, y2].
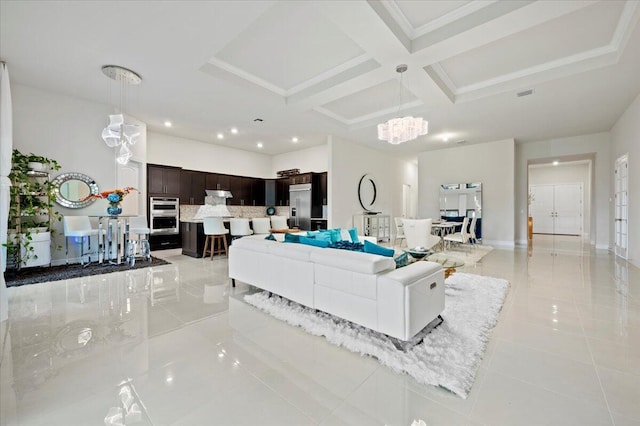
[164, 121, 172, 127]
[217, 133, 224, 139]
[292, 137, 299, 143]
[230, 127, 238, 134]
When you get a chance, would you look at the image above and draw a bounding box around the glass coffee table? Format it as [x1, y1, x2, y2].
[425, 253, 465, 278]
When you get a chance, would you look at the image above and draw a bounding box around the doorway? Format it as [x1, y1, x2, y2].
[614, 154, 629, 259]
[529, 183, 583, 235]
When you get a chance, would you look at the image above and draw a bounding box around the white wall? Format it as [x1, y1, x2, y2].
[529, 162, 591, 237]
[147, 131, 272, 178]
[11, 84, 148, 263]
[611, 92, 640, 267]
[516, 132, 610, 248]
[328, 136, 414, 233]
[271, 144, 328, 176]
[418, 139, 515, 247]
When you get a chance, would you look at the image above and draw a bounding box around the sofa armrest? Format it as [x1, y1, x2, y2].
[376, 261, 445, 340]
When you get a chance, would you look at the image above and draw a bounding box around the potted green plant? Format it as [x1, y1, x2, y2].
[4, 149, 62, 268]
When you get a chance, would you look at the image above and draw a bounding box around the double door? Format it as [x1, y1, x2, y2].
[529, 183, 582, 235]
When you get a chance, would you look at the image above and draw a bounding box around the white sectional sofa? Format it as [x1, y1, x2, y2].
[229, 235, 445, 341]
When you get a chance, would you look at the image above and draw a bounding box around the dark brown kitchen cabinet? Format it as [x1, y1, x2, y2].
[228, 176, 243, 205]
[206, 173, 230, 191]
[252, 178, 265, 206]
[180, 170, 206, 205]
[276, 178, 290, 206]
[289, 173, 312, 185]
[148, 164, 181, 197]
[181, 221, 205, 258]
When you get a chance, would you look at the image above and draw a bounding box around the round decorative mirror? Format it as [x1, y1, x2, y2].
[51, 173, 99, 208]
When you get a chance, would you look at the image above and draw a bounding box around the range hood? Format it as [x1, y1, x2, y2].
[205, 190, 233, 198]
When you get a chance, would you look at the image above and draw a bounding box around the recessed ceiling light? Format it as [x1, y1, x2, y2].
[292, 137, 299, 143]
[230, 127, 238, 134]
[256, 142, 263, 148]
[553, 161, 559, 166]
[442, 134, 449, 142]
[217, 133, 224, 139]
[164, 121, 172, 127]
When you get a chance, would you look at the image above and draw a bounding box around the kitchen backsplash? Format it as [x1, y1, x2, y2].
[180, 205, 289, 221]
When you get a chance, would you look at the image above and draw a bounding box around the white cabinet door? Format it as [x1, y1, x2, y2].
[530, 185, 554, 234]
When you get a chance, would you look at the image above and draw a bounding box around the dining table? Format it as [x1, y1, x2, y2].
[431, 221, 461, 251]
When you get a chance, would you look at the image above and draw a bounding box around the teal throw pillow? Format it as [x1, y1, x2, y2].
[284, 233, 301, 243]
[347, 227, 359, 243]
[265, 234, 276, 241]
[394, 252, 409, 268]
[299, 236, 330, 248]
[307, 231, 332, 242]
[363, 240, 394, 257]
[319, 228, 341, 243]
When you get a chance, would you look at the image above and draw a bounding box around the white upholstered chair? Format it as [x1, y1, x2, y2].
[394, 217, 406, 247]
[203, 217, 229, 259]
[251, 217, 271, 235]
[402, 218, 440, 250]
[230, 218, 253, 240]
[443, 217, 470, 251]
[270, 215, 288, 230]
[63, 216, 104, 266]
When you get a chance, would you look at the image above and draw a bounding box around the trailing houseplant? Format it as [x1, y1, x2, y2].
[4, 149, 62, 268]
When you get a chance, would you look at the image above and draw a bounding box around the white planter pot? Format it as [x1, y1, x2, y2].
[27, 162, 49, 172]
[9, 230, 51, 268]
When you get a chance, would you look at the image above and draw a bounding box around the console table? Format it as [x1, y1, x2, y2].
[353, 214, 390, 242]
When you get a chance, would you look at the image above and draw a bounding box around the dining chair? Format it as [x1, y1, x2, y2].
[443, 217, 470, 251]
[63, 215, 104, 266]
[251, 217, 271, 235]
[230, 218, 253, 240]
[468, 216, 478, 247]
[203, 217, 229, 259]
[393, 217, 406, 248]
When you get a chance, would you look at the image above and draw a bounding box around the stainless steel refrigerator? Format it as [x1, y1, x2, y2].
[289, 183, 312, 230]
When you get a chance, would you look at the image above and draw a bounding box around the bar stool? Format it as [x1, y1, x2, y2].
[126, 216, 151, 267]
[270, 215, 288, 230]
[230, 218, 253, 240]
[203, 217, 229, 259]
[251, 217, 271, 235]
[63, 216, 104, 266]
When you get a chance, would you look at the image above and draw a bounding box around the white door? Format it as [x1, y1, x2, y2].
[554, 183, 582, 235]
[530, 185, 554, 233]
[529, 183, 582, 235]
[614, 154, 628, 259]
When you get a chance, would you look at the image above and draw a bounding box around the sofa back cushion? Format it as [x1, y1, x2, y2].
[310, 249, 395, 274]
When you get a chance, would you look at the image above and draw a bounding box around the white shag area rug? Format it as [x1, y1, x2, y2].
[243, 273, 509, 399]
[429, 245, 494, 266]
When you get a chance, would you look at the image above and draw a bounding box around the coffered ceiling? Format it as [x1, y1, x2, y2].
[1, 1, 639, 156]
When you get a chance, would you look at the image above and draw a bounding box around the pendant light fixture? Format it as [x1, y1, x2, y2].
[377, 64, 428, 145]
[101, 65, 142, 165]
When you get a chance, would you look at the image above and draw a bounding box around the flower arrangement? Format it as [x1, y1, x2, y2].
[83, 187, 138, 216]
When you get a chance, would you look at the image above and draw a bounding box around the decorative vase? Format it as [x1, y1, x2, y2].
[107, 205, 122, 216]
[106, 192, 122, 216]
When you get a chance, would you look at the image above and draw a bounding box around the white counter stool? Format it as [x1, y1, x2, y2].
[270, 215, 288, 230]
[251, 217, 271, 235]
[63, 215, 104, 266]
[203, 217, 229, 259]
[125, 216, 151, 267]
[230, 218, 253, 240]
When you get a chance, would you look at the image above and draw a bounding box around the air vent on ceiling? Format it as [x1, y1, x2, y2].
[456, 140, 467, 144]
[517, 89, 534, 97]
[253, 118, 263, 122]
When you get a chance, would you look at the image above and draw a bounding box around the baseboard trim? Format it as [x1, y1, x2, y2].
[483, 240, 515, 249]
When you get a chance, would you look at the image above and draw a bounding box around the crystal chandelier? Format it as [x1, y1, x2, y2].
[101, 65, 142, 164]
[377, 64, 428, 145]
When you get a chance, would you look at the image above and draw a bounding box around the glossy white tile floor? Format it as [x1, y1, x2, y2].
[1, 235, 639, 425]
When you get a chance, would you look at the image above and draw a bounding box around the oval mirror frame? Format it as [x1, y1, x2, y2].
[51, 172, 100, 209]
